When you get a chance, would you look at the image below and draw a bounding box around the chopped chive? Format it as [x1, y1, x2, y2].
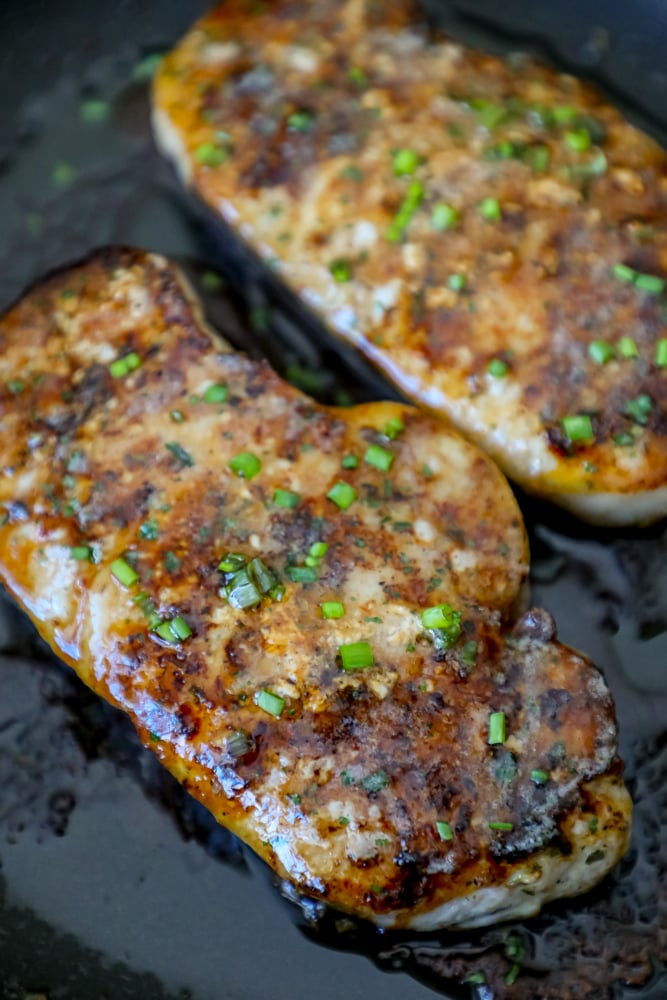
[565, 128, 591, 152]
[269, 583, 286, 602]
[329, 258, 353, 283]
[625, 393, 653, 425]
[463, 972, 486, 986]
[339, 641, 374, 671]
[392, 148, 420, 176]
[527, 144, 550, 172]
[364, 444, 395, 472]
[348, 65, 367, 86]
[488, 358, 509, 378]
[460, 640, 477, 666]
[635, 273, 665, 294]
[287, 110, 314, 132]
[229, 451, 261, 479]
[165, 441, 195, 467]
[474, 101, 508, 130]
[203, 383, 228, 403]
[327, 481, 357, 509]
[109, 352, 141, 378]
[194, 142, 229, 167]
[139, 519, 159, 540]
[361, 770, 388, 793]
[448, 273, 466, 292]
[321, 600, 345, 619]
[286, 565, 319, 583]
[435, 820, 453, 841]
[218, 552, 246, 573]
[420, 603, 460, 631]
[273, 488, 301, 508]
[247, 557, 278, 594]
[480, 197, 501, 222]
[342, 454, 359, 469]
[309, 541, 329, 559]
[488, 711, 506, 745]
[70, 545, 93, 561]
[656, 339, 667, 366]
[617, 336, 638, 358]
[383, 416, 405, 439]
[530, 768, 549, 785]
[255, 689, 285, 717]
[169, 615, 192, 640]
[614, 431, 635, 447]
[613, 263, 636, 284]
[431, 202, 459, 231]
[7, 379, 25, 394]
[386, 180, 423, 242]
[562, 414, 594, 443]
[80, 99, 111, 123]
[588, 340, 615, 365]
[225, 567, 262, 608]
[552, 105, 578, 124]
[505, 964, 521, 986]
[111, 557, 139, 587]
[489, 821, 514, 831]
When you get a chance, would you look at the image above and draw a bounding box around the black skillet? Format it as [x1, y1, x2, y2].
[1, 2, 667, 998]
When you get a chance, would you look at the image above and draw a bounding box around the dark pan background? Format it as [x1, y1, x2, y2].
[1, 3, 667, 999]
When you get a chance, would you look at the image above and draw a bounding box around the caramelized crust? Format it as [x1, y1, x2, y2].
[0, 248, 630, 928]
[153, 0, 667, 523]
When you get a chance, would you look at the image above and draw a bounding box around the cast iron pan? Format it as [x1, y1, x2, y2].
[1, 2, 667, 998]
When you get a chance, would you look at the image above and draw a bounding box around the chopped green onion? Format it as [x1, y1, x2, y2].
[480, 197, 501, 222]
[286, 565, 319, 583]
[392, 148, 420, 176]
[165, 441, 195, 467]
[273, 488, 301, 509]
[269, 583, 286, 602]
[588, 340, 615, 365]
[473, 101, 508, 130]
[255, 689, 285, 717]
[342, 454, 359, 469]
[505, 964, 521, 986]
[614, 431, 635, 447]
[287, 110, 314, 132]
[431, 202, 459, 231]
[327, 481, 357, 509]
[195, 142, 229, 167]
[229, 451, 261, 479]
[656, 339, 667, 366]
[565, 128, 591, 152]
[625, 393, 653, 425]
[321, 601, 345, 619]
[526, 144, 550, 172]
[530, 768, 549, 785]
[360, 770, 388, 793]
[348, 66, 367, 86]
[70, 545, 93, 561]
[635, 273, 665, 294]
[7, 379, 25, 395]
[218, 552, 246, 573]
[562, 414, 594, 443]
[618, 336, 638, 358]
[203, 383, 228, 403]
[111, 557, 139, 587]
[489, 821, 514, 831]
[169, 615, 192, 640]
[488, 711, 506, 745]
[80, 99, 111, 123]
[463, 972, 486, 986]
[383, 416, 405, 439]
[339, 641, 374, 671]
[386, 180, 423, 242]
[109, 352, 141, 378]
[552, 105, 578, 124]
[248, 557, 278, 594]
[364, 444, 394, 472]
[488, 358, 509, 378]
[329, 258, 353, 283]
[420, 603, 460, 630]
[309, 541, 329, 559]
[435, 820, 453, 841]
[225, 567, 262, 608]
[613, 263, 636, 284]
[448, 273, 466, 292]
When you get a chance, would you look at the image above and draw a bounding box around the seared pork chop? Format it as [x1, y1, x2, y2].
[0, 248, 630, 929]
[153, 0, 667, 524]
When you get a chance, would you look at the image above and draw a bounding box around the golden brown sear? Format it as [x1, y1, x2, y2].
[0, 248, 630, 929]
[153, 0, 667, 524]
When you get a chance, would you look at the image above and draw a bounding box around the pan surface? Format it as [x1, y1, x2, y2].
[1, 2, 667, 998]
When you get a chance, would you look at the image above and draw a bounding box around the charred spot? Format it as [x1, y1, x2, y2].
[540, 688, 572, 728]
[425, 308, 471, 365]
[176, 703, 200, 739]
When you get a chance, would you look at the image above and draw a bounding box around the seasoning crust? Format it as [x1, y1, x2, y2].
[0, 248, 630, 929]
[154, 0, 667, 524]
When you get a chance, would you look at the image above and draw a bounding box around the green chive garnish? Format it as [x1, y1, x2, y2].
[229, 451, 261, 479]
[392, 148, 420, 176]
[435, 820, 453, 841]
[489, 821, 514, 832]
[635, 273, 665, 294]
[218, 553, 246, 573]
[420, 603, 460, 630]
[588, 340, 615, 365]
[364, 444, 394, 472]
[165, 441, 195, 467]
[488, 358, 509, 378]
[383, 417, 405, 439]
[255, 689, 285, 717]
[655, 339, 667, 366]
[153, 615, 192, 644]
[286, 565, 319, 583]
[287, 110, 314, 132]
[613, 263, 636, 284]
[111, 557, 139, 587]
[617, 336, 639, 358]
[321, 601, 345, 619]
[273, 488, 301, 508]
[565, 128, 591, 152]
[109, 352, 141, 378]
[309, 541, 329, 559]
[562, 414, 594, 443]
[527, 144, 550, 172]
[552, 105, 578, 124]
[488, 711, 506, 745]
[195, 142, 229, 167]
[7, 379, 25, 395]
[473, 101, 508, 130]
[203, 383, 228, 404]
[327, 481, 357, 509]
[342, 454, 359, 469]
[80, 99, 111, 123]
[339, 641, 374, 671]
[225, 567, 262, 608]
[530, 769, 549, 785]
[448, 273, 466, 292]
[431, 202, 459, 231]
[625, 394, 653, 425]
[386, 180, 423, 242]
[329, 258, 353, 283]
[480, 197, 501, 222]
[70, 545, 93, 561]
